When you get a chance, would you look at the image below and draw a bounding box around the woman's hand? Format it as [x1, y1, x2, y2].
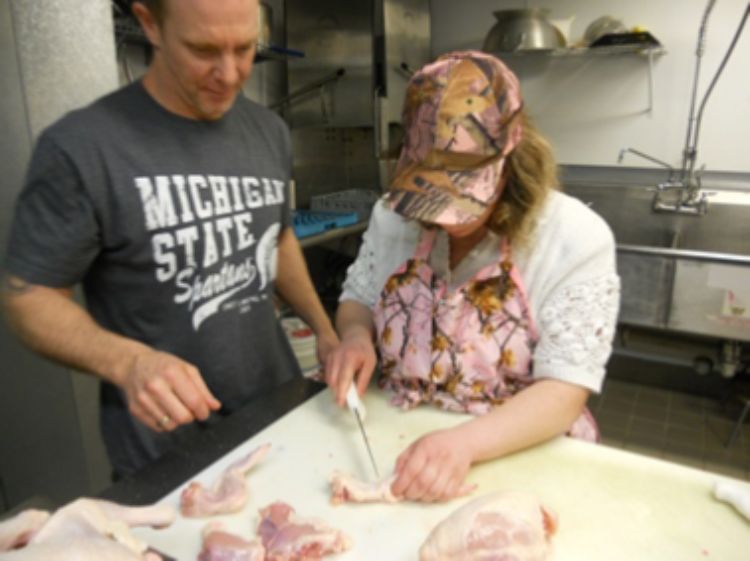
[391, 428, 477, 502]
[315, 329, 340, 369]
[324, 326, 377, 406]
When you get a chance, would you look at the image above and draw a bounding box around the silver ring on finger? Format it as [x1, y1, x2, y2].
[159, 415, 171, 427]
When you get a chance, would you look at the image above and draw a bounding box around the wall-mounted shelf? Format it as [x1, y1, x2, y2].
[490, 31, 665, 58]
[489, 40, 666, 114]
[490, 44, 665, 58]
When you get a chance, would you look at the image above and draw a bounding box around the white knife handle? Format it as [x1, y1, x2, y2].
[346, 384, 367, 421]
[714, 481, 750, 520]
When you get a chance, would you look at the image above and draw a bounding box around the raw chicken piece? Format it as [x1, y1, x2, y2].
[181, 443, 271, 517]
[419, 491, 557, 561]
[329, 471, 399, 505]
[0, 510, 50, 551]
[257, 501, 352, 560]
[198, 521, 265, 561]
[0, 498, 175, 561]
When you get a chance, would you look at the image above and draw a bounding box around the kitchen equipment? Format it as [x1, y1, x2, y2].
[132, 390, 750, 560]
[346, 385, 380, 479]
[482, 9, 565, 53]
[548, 15, 576, 45]
[589, 31, 661, 48]
[281, 316, 318, 375]
[310, 188, 381, 222]
[583, 15, 628, 46]
[292, 209, 358, 238]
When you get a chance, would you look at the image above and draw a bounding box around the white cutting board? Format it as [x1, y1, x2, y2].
[134, 389, 750, 560]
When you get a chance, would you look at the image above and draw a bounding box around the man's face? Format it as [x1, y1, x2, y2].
[140, 0, 259, 120]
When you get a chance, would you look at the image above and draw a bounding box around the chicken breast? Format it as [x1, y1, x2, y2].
[419, 491, 557, 561]
[198, 521, 265, 561]
[329, 471, 399, 505]
[257, 501, 351, 560]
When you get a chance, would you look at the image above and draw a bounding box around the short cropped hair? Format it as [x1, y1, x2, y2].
[136, 0, 166, 25]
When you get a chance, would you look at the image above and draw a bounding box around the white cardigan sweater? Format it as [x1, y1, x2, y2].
[339, 190, 621, 393]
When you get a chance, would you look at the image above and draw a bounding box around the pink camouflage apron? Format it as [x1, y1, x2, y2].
[373, 228, 598, 441]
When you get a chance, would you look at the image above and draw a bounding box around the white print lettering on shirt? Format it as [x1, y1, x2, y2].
[134, 173, 285, 330]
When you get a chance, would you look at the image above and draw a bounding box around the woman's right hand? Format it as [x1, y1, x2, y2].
[324, 326, 377, 407]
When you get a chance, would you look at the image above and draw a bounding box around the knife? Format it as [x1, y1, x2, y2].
[147, 547, 179, 561]
[346, 385, 380, 480]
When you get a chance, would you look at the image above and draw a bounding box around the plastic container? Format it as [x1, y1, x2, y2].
[292, 209, 358, 238]
[281, 316, 319, 376]
[310, 189, 381, 221]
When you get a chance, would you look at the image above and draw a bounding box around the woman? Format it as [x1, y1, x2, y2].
[325, 51, 620, 502]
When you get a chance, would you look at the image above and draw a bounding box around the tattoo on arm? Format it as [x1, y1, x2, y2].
[2, 275, 35, 296]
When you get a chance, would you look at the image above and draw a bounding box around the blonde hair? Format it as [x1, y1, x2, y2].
[487, 110, 559, 245]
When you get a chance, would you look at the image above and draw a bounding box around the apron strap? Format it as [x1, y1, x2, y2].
[414, 228, 439, 261]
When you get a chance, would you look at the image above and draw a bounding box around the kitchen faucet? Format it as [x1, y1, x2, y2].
[619, 0, 750, 216]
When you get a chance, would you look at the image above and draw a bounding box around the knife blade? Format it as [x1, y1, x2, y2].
[147, 546, 179, 561]
[346, 385, 380, 480]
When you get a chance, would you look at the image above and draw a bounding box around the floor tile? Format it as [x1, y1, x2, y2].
[599, 395, 635, 415]
[632, 402, 669, 422]
[637, 386, 671, 406]
[629, 417, 667, 441]
[598, 374, 750, 481]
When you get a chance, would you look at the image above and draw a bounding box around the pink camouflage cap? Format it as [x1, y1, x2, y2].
[386, 50, 524, 225]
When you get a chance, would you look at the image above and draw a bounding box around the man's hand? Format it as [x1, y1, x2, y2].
[390, 428, 477, 503]
[324, 327, 377, 407]
[122, 350, 222, 432]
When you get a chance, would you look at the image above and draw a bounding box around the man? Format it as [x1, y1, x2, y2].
[1, 0, 338, 477]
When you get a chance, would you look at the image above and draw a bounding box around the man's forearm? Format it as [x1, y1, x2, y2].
[2, 277, 148, 386]
[275, 227, 336, 338]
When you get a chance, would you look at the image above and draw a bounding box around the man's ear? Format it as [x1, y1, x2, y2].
[131, 2, 162, 49]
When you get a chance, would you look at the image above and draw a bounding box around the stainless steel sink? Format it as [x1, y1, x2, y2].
[564, 183, 750, 256]
[564, 183, 750, 342]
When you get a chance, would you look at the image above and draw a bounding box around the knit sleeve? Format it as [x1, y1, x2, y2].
[533, 273, 620, 392]
[339, 220, 380, 307]
[339, 200, 420, 308]
[528, 193, 621, 393]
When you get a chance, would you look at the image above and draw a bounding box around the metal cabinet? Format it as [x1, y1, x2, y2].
[285, 0, 430, 205]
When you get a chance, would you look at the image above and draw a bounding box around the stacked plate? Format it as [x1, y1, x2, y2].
[281, 316, 319, 377]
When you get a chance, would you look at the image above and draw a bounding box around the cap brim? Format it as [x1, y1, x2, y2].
[387, 158, 505, 225]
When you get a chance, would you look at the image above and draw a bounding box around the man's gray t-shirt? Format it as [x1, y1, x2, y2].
[5, 81, 302, 475]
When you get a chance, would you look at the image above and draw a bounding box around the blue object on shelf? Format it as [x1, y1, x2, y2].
[266, 44, 306, 58]
[293, 210, 359, 239]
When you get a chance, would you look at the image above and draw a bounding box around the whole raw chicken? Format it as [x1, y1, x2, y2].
[0, 498, 176, 561]
[419, 491, 557, 561]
